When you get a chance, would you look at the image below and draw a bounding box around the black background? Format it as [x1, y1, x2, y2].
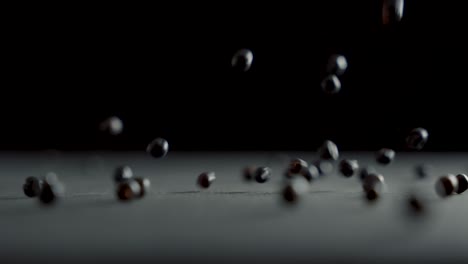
[2, 1, 467, 151]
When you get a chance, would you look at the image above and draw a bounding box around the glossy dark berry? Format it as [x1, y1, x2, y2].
[23, 176, 43, 198]
[197, 172, 216, 188]
[288, 159, 308, 174]
[134, 177, 151, 198]
[406, 128, 429, 150]
[318, 140, 339, 161]
[455, 174, 468, 194]
[382, 0, 404, 25]
[231, 49, 253, 72]
[321, 74, 341, 94]
[243, 166, 255, 181]
[376, 148, 395, 165]
[117, 180, 141, 201]
[339, 159, 359, 177]
[99, 116, 123, 136]
[326, 54, 348, 76]
[39, 173, 65, 205]
[146, 138, 169, 158]
[435, 175, 458, 198]
[255, 167, 271, 183]
[301, 165, 320, 182]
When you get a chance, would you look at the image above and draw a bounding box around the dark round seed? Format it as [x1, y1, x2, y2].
[231, 49, 253, 72]
[313, 160, 334, 176]
[455, 174, 468, 194]
[39, 183, 56, 204]
[339, 159, 359, 177]
[99, 116, 124, 136]
[318, 140, 339, 161]
[382, 0, 404, 25]
[243, 166, 255, 181]
[321, 74, 341, 94]
[406, 128, 429, 150]
[288, 158, 308, 174]
[134, 177, 151, 198]
[117, 180, 141, 201]
[146, 138, 169, 158]
[23, 183, 36, 198]
[376, 148, 395, 165]
[415, 164, 430, 179]
[326, 54, 348, 76]
[39, 175, 65, 205]
[281, 178, 309, 204]
[359, 167, 376, 181]
[301, 165, 320, 182]
[197, 172, 216, 188]
[362, 173, 385, 193]
[255, 167, 271, 183]
[435, 175, 458, 198]
[282, 185, 298, 203]
[23, 176, 43, 198]
[114, 165, 134, 183]
[408, 195, 425, 214]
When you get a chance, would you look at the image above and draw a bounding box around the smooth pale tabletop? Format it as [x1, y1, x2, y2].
[0, 151, 466, 264]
